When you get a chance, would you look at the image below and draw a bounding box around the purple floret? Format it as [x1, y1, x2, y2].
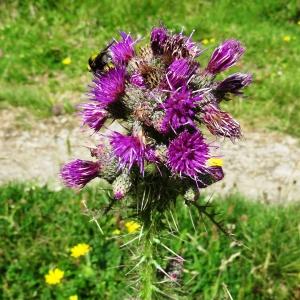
[60, 159, 101, 189]
[110, 132, 156, 174]
[90, 67, 126, 107]
[164, 32, 201, 59]
[167, 58, 198, 88]
[161, 87, 200, 133]
[151, 27, 201, 59]
[129, 72, 145, 88]
[215, 73, 252, 98]
[110, 32, 135, 65]
[114, 191, 124, 200]
[167, 130, 210, 178]
[201, 104, 241, 139]
[183, 32, 202, 58]
[80, 102, 108, 132]
[151, 26, 169, 55]
[206, 39, 245, 74]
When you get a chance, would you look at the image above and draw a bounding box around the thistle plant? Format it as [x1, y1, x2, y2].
[60, 26, 252, 299]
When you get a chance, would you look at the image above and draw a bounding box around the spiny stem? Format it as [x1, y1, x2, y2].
[192, 201, 229, 236]
[139, 209, 155, 300]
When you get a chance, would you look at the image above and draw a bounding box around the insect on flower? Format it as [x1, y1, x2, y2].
[88, 41, 115, 74]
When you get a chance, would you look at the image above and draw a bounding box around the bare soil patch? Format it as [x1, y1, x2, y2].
[1, 109, 299, 202]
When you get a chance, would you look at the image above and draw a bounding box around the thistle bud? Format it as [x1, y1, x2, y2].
[201, 104, 241, 139]
[215, 73, 252, 100]
[184, 187, 199, 202]
[112, 172, 132, 200]
[206, 40, 245, 74]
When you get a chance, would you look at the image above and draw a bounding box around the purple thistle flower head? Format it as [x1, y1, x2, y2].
[206, 39, 245, 74]
[161, 87, 200, 133]
[167, 130, 210, 178]
[80, 102, 108, 132]
[90, 67, 126, 107]
[110, 32, 135, 65]
[110, 132, 155, 174]
[163, 32, 201, 60]
[167, 58, 198, 88]
[201, 104, 241, 139]
[215, 73, 252, 98]
[151, 26, 169, 55]
[183, 32, 202, 58]
[60, 159, 100, 189]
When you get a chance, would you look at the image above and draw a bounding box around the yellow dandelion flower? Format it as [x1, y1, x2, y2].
[45, 268, 64, 285]
[202, 39, 209, 45]
[207, 158, 223, 167]
[69, 295, 78, 300]
[112, 229, 121, 235]
[282, 35, 291, 42]
[62, 57, 72, 65]
[125, 221, 141, 233]
[70, 243, 91, 258]
[209, 38, 216, 43]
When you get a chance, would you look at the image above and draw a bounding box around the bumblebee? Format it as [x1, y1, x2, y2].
[88, 41, 115, 74]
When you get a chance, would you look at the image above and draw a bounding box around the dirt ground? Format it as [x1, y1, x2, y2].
[1, 109, 299, 203]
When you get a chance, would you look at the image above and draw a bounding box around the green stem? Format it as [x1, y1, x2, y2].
[139, 209, 155, 300]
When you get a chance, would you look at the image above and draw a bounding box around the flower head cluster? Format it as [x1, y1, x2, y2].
[61, 26, 252, 201]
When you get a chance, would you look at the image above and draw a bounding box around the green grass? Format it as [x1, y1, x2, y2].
[0, 0, 300, 135]
[1, 183, 300, 299]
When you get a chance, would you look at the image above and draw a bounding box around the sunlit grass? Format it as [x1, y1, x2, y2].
[0, 0, 299, 135]
[1, 183, 299, 299]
